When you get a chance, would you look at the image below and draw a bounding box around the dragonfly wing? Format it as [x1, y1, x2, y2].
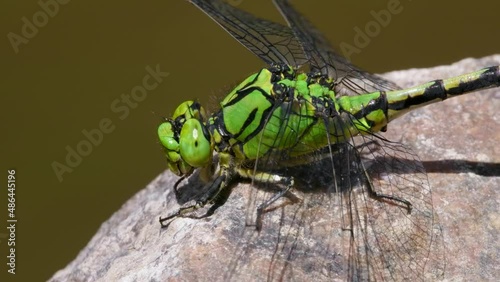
[345, 132, 446, 280]
[273, 0, 401, 95]
[188, 0, 309, 68]
[189, 0, 400, 95]
[228, 110, 445, 280]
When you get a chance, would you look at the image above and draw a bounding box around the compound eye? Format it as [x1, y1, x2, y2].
[179, 119, 211, 168]
[172, 100, 207, 122]
[172, 101, 193, 119]
[158, 122, 178, 152]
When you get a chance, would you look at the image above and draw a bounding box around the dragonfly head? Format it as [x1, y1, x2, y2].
[158, 101, 213, 176]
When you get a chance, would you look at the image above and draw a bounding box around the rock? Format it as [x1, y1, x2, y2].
[50, 55, 500, 281]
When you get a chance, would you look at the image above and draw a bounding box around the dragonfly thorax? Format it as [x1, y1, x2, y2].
[206, 65, 343, 161]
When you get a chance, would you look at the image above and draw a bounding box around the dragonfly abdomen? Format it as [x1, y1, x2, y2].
[337, 66, 500, 131]
[386, 66, 500, 121]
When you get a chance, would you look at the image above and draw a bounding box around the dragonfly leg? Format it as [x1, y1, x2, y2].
[354, 152, 413, 213]
[160, 153, 236, 228]
[368, 189, 413, 214]
[364, 176, 412, 214]
[255, 184, 292, 231]
[159, 174, 227, 228]
[238, 168, 300, 230]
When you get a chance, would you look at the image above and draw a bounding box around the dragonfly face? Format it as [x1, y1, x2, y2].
[157, 101, 213, 176]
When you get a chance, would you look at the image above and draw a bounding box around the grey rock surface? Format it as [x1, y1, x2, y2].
[50, 56, 499, 282]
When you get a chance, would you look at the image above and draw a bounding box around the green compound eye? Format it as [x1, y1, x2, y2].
[179, 119, 211, 168]
[172, 101, 193, 119]
[158, 122, 178, 151]
[172, 100, 208, 121]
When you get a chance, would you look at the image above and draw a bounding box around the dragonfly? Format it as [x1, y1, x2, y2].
[158, 0, 499, 280]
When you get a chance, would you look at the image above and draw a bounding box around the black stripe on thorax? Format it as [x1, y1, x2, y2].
[215, 86, 276, 144]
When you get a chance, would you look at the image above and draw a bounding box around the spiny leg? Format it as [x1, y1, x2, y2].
[172, 176, 186, 200]
[159, 174, 227, 228]
[159, 153, 236, 228]
[238, 168, 300, 231]
[360, 159, 412, 214]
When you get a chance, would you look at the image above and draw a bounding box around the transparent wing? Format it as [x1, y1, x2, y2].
[188, 0, 400, 96]
[345, 133, 445, 280]
[188, 0, 309, 68]
[227, 108, 445, 280]
[273, 0, 401, 95]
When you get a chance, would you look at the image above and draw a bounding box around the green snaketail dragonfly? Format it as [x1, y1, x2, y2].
[158, 0, 499, 280]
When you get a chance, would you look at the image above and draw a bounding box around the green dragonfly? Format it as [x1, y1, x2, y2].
[158, 0, 499, 280]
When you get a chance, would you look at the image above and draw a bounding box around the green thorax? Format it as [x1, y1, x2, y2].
[208, 65, 391, 161]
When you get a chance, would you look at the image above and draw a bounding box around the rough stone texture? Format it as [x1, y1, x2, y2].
[50, 56, 499, 282]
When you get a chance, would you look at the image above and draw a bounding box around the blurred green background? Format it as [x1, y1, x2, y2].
[1, 0, 498, 280]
